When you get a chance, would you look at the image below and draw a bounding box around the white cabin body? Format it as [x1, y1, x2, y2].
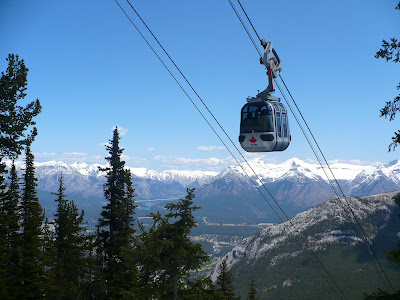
[239, 100, 290, 152]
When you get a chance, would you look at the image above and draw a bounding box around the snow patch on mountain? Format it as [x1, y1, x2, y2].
[4, 160, 218, 198]
[5, 157, 400, 205]
[244, 157, 385, 182]
[211, 190, 400, 281]
[143, 169, 218, 186]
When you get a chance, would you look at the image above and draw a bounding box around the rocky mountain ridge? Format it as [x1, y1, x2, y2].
[209, 190, 400, 299]
[5, 158, 400, 196]
[4, 158, 400, 222]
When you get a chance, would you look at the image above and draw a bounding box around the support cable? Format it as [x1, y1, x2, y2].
[227, 0, 262, 57]
[115, 1, 347, 297]
[279, 75, 395, 292]
[236, 0, 262, 42]
[231, 0, 395, 292]
[274, 79, 390, 287]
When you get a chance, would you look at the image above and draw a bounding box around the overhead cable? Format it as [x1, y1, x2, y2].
[232, 0, 395, 292]
[115, 0, 347, 297]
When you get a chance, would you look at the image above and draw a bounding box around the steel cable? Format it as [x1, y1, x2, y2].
[115, 0, 348, 297]
[233, 0, 395, 292]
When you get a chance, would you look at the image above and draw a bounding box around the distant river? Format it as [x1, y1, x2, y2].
[136, 198, 179, 209]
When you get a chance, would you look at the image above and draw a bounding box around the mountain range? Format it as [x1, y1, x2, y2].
[210, 190, 400, 299]
[4, 158, 400, 224]
[4, 158, 400, 297]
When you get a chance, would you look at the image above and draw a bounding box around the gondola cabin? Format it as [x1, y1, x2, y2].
[239, 99, 290, 152]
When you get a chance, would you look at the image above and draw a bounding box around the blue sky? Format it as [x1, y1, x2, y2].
[1, 0, 399, 171]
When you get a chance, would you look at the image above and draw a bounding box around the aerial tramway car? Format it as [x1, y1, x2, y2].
[239, 40, 290, 152]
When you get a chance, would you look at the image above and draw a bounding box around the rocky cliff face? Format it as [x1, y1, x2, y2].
[210, 190, 400, 299]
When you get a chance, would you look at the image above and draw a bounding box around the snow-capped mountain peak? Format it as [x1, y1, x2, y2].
[4, 158, 400, 206]
[3, 160, 218, 199]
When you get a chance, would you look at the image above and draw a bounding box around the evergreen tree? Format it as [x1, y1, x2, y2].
[41, 217, 56, 298]
[0, 163, 8, 300]
[376, 2, 400, 151]
[182, 277, 225, 300]
[364, 288, 400, 300]
[89, 226, 107, 299]
[137, 188, 209, 299]
[97, 128, 138, 298]
[0, 53, 41, 298]
[365, 3, 400, 298]
[4, 162, 22, 298]
[0, 54, 41, 159]
[20, 145, 45, 298]
[48, 173, 90, 299]
[247, 277, 257, 300]
[216, 259, 238, 300]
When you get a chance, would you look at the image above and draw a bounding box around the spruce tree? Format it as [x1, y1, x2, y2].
[216, 259, 237, 300]
[89, 226, 107, 299]
[48, 173, 89, 299]
[97, 128, 138, 298]
[0, 54, 41, 159]
[20, 145, 45, 298]
[164, 188, 209, 299]
[376, 2, 400, 151]
[0, 162, 8, 300]
[182, 277, 225, 299]
[247, 277, 257, 300]
[0, 54, 41, 299]
[41, 217, 56, 298]
[0, 53, 41, 298]
[4, 162, 22, 298]
[137, 188, 209, 299]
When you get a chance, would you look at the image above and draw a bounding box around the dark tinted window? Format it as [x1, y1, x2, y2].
[282, 113, 288, 137]
[240, 102, 274, 133]
[276, 111, 282, 137]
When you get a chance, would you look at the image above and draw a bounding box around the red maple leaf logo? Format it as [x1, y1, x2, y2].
[249, 136, 257, 143]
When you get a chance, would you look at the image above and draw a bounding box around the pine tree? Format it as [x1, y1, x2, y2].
[4, 162, 22, 298]
[365, 4, 400, 298]
[0, 54, 41, 159]
[364, 288, 400, 299]
[97, 128, 138, 298]
[367, 4, 400, 293]
[376, 2, 400, 151]
[182, 277, 225, 300]
[137, 188, 209, 299]
[20, 145, 45, 298]
[247, 277, 257, 300]
[164, 188, 209, 299]
[41, 217, 56, 298]
[216, 259, 238, 300]
[89, 226, 107, 299]
[0, 162, 8, 300]
[48, 173, 90, 299]
[0, 53, 41, 298]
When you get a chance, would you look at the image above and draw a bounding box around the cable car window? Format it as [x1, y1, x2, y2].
[241, 103, 273, 133]
[276, 111, 282, 138]
[282, 113, 288, 137]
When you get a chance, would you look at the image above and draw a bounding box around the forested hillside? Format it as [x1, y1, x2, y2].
[211, 191, 400, 299]
[0, 55, 238, 299]
[2, 4, 400, 295]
